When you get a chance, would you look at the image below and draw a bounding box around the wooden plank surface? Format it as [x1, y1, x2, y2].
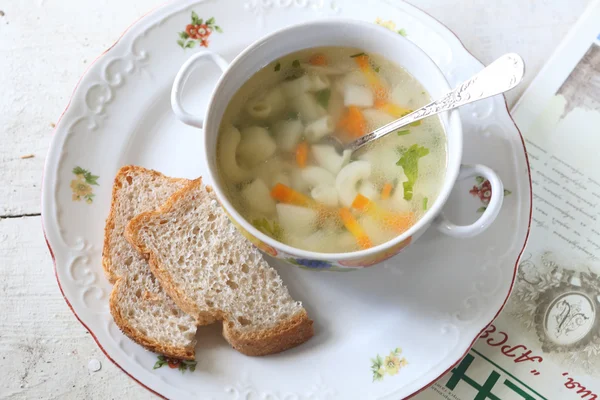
[0, 0, 164, 217]
[0, 217, 151, 399]
[0, 0, 591, 398]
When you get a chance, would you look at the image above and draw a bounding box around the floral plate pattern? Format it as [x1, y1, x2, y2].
[177, 11, 222, 49]
[42, 0, 531, 399]
[70, 167, 99, 204]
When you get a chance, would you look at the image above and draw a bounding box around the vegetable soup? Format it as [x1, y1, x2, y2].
[217, 47, 446, 253]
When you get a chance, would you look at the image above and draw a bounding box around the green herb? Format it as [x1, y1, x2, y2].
[315, 88, 331, 109]
[396, 144, 430, 200]
[421, 91, 426, 95]
[252, 218, 283, 240]
[350, 52, 366, 58]
[397, 130, 410, 136]
[423, 197, 428, 210]
[287, 111, 300, 120]
[398, 28, 407, 37]
[374, 65, 381, 73]
[292, 59, 301, 68]
[274, 62, 281, 72]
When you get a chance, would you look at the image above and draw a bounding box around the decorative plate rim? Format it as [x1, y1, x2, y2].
[39, 1, 533, 399]
[401, 9, 533, 399]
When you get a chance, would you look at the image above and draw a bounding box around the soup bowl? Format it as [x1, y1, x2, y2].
[171, 18, 504, 270]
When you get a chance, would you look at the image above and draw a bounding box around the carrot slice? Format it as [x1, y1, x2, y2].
[309, 53, 327, 66]
[270, 183, 339, 221]
[295, 141, 309, 168]
[354, 54, 370, 69]
[339, 207, 373, 249]
[337, 106, 367, 138]
[375, 101, 421, 126]
[351, 194, 414, 233]
[381, 183, 393, 200]
[374, 98, 387, 109]
[354, 54, 387, 100]
[383, 213, 414, 233]
[351, 193, 372, 211]
[375, 101, 411, 118]
[270, 183, 313, 207]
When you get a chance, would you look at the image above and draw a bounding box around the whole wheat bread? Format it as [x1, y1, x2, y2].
[125, 178, 314, 356]
[102, 166, 198, 359]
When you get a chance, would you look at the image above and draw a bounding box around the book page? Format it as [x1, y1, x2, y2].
[417, 2, 600, 399]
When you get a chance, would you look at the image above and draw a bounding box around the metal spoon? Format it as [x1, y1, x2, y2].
[325, 53, 525, 154]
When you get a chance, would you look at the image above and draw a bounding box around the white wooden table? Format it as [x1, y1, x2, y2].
[0, 0, 590, 398]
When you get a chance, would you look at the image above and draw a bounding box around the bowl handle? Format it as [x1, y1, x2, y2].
[435, 164, 504, 238]
[171, 50, 229, 129]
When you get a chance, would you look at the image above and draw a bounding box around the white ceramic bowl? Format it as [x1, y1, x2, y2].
[171, 18, 503, 269]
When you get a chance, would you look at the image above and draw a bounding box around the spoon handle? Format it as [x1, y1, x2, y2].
[347, 53, 525, 152]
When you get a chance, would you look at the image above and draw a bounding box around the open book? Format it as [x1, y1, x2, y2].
[419, 0, 600, 398]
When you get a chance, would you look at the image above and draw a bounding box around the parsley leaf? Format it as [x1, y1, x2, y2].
[291, 59, 300, 68]
[397, 130, 410, 136]
[315, 88, 331, 109]
[396, 144, 430, 200]
[350, 52, 366, 58]
[274, 62, 281, 72]
[398, 28, 407, 37]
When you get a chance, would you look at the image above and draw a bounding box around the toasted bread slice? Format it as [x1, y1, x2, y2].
[125, 178, 314, 356]
[102, 166, 198, 359]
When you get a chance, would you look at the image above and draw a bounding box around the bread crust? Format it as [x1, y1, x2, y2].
[222, 309, 314, 356]
[102, 165, 196, 360]
[109, 278, 195, 360]
[102, 165, 186, 282]
[125, 178, 314, 356]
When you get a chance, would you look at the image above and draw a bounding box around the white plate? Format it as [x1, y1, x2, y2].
[41, 0, 531, 398]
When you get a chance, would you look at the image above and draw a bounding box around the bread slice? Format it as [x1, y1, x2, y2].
[102, 166, 198, 359]
[125, 178, 314, 356]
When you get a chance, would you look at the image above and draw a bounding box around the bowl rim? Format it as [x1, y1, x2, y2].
[204, 17, 463, 261]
